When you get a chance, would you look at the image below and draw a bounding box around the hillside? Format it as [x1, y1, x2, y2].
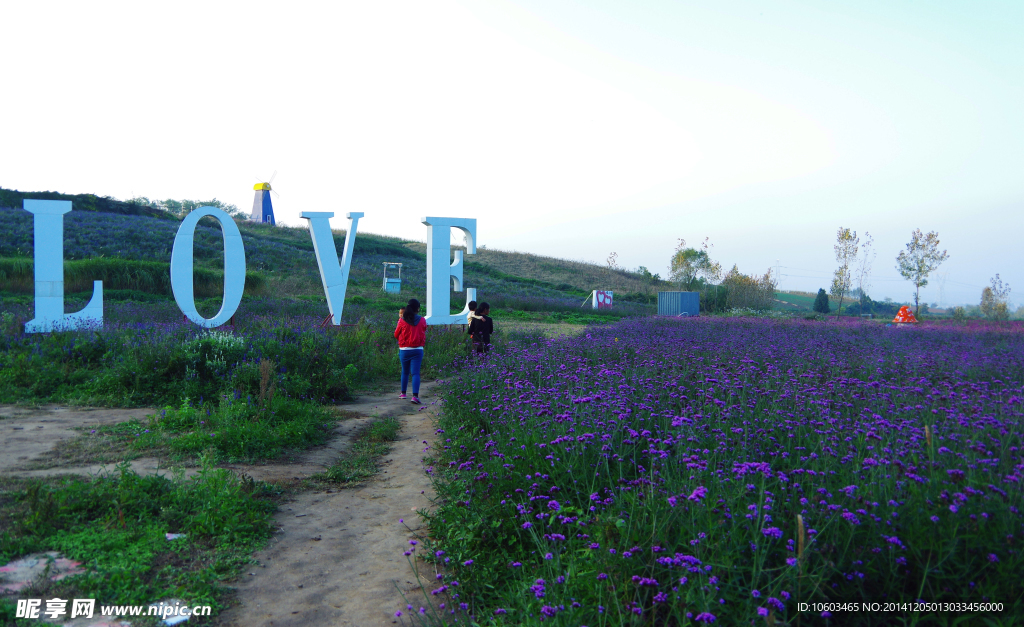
[774, 290, 823, 312]
[774, 289, 916, 318]
[0, 201, 657, 321]
[0, 186, 174, 220]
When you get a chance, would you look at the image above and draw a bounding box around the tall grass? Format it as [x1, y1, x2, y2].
[0, 257, 266, 297]
[0, 306, 473, 407]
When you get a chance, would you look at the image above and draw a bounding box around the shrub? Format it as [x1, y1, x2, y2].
[722, 265, 776, 310]
[812, 288, 831, 313]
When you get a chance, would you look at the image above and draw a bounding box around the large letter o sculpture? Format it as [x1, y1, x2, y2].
[170, 207, 247, 328]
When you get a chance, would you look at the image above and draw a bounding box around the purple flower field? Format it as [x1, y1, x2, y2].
[412, 317, 1024, 625]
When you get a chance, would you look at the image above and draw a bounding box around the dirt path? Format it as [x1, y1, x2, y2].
[0, 383, 444, 626]
[0, 405, 159, 477]
[216, 381, 441, 627]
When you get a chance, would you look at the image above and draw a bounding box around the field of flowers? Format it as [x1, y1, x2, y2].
[413, 317, 1024, 626]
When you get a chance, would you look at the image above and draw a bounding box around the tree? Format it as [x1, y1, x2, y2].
[813, 288, 831, 314]
[855, 231, 875, 299]
[980, 274, 1011, 320]
[669, 239, 708, 291]
[158, 197, 240, 219]
[606, 252, 619, 269]
[722, 265, 777, 310]
[637, 266, 658, 282]
[697, 238, 723, 311]
[895, 229, 949, 317]
[830, 227, 859, 317]
[980, 287, 996, 319]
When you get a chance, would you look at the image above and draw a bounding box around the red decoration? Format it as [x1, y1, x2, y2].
[892, 305, 918, 323]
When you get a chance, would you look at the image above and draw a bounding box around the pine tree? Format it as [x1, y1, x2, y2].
[813, 288, 831, 314]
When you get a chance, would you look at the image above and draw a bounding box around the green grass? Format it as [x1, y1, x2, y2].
[0, 312, 471, 407]
[0, 460, 278, 623]
[317, 417, 402, 484]
[94, 395, 339, 464]
[0, 256, 266, 298]
[774, 290, 826, 312]
[498, 309, 623, 325]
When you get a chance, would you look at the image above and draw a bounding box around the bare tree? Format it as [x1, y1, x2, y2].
[896, 229, 949, 317]
[697, 237, 723, 310]
[606, 252, 619, 269]
[854, 231, 875, 299]
[830, 227, 859, 318]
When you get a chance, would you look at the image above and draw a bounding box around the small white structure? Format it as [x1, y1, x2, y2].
[382, 262, 402, 294]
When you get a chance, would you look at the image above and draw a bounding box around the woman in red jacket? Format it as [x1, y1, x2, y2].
[394, 298, 427, 404]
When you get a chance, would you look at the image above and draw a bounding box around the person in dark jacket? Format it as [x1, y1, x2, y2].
[394, 298, 427, 403]
[468, 301, 494, 354]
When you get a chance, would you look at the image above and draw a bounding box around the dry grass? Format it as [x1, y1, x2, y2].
[19, 432, 142, 470]
[502, 320, 588, 338]
[402, 243, 667, 297]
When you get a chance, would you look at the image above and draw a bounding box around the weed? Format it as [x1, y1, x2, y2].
[0, 459, 278, 617]
[318, 417, 401, 485]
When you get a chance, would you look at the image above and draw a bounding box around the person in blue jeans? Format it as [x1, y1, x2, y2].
[393, 298, 427, 404]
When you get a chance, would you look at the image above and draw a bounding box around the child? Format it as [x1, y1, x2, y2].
[394, 299, 426, 404]
[465, 301, 479, 353]
[468, 301, 494, 354]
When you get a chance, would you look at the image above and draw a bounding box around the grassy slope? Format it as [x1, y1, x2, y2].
[774, 291, 817, 311]
[0, 204, 657, 317]
[774, 290, 871, 313]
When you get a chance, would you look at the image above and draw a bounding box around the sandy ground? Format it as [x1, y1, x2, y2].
[0, 405, 160, 477]
[216, 382, 440, 627]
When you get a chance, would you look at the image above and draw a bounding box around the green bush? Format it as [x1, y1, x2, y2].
[812, 288, 831, 313]
[98, 395, 337, 463]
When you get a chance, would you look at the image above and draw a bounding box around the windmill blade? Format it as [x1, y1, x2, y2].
[268, 170, 277, 185]
[271, 189, 280, 199]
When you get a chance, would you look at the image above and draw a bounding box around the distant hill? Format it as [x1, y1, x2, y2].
[404, 243, 667, 303]
[774, 290, 915, 318]
[0, 186, 174, 220]
[774, 291, 820, 312]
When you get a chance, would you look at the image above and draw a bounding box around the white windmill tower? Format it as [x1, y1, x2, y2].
[250, 171, 280, 225]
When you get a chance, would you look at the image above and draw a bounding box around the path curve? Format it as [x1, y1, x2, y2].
[216, 382, 441, 627]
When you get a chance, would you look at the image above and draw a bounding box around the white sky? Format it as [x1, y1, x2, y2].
[2, 0, 1021, 306]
